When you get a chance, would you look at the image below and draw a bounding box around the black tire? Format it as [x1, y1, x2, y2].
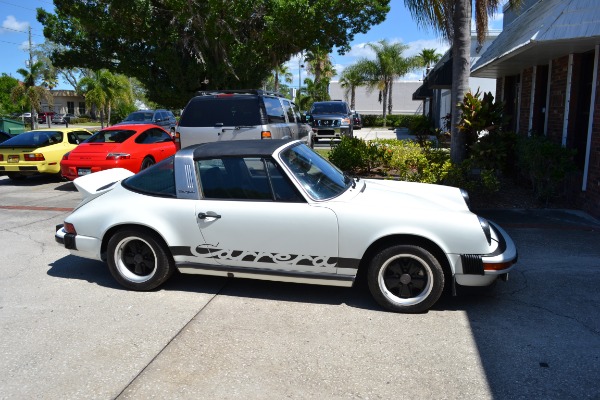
[367, 245, 444, 313]
[107, 228, 174, 291]
[140, 157, 155, 170]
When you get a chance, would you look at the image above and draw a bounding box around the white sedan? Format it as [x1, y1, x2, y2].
[55, 140, 518, 313]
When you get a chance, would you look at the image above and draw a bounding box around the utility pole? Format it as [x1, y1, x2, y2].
[28, 26, 37, 129]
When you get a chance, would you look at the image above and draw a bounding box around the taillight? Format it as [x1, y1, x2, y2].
[63, 222, 77, 234]
[106, 153, 131, 160]
[174, 131, 181, 150]
[261, 131, 272, 139]
[24, 153, 45, 161]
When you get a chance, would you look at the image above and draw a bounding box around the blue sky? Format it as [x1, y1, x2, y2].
[1, 0, 505, 90]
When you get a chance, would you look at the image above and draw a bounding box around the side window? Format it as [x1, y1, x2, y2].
[282, 100, 296, 123]
[197, 157, 303, 201]
[135, 128, 169, 144]
[75, 131, 92, 143]
[266, 159, 304, 202]
[263, 97, 286, 123]
[67, 133, 79, 144]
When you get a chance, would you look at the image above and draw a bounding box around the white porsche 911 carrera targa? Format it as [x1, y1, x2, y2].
[56, 139, 518, 313]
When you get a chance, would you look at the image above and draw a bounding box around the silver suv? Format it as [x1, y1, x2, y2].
[175, 90, 311, 149]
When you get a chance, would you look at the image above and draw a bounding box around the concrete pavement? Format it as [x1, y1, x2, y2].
[0, 174, 599, 399]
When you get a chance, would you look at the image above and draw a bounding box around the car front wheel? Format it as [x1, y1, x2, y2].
[368, 245, 444, 313]
[107, 228, 174, 290]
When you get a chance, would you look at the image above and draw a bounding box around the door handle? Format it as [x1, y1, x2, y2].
[198, 212, 221, 219]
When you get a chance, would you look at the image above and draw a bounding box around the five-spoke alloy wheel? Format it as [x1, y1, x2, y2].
[107, 228, 174, 290]
[368, 245, 444, 313]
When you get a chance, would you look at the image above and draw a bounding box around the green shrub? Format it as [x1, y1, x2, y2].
[327, 137, 389, 173]
[516, 135, 576, 203]
[360, 114, 425, 128]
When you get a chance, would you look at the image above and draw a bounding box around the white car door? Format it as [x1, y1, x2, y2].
[195, 201, 339, 274]
[193, 155, 339, 274]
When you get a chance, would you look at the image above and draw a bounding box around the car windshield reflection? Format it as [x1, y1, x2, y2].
[280, 143, 351, 200]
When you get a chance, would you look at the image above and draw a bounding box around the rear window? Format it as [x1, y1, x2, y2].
[0, 130, 62, 147]
[87, 129, 136, 143]
[179, 96, 262, 127]
[122, 156, 176, 197]
[124, 111, 154, 122]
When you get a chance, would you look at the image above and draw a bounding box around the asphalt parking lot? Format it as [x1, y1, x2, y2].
[1, 173, 599, 399]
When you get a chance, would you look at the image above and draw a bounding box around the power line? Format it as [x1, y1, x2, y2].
[0, 0, 38, 11]
[1, 26, 44, 37]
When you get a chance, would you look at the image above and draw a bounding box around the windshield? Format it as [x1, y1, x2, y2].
[0, 130, 62, 147]
[87, 129, 136, 143]
[310, 102, 347, 114]
[279, 143, 351, 200]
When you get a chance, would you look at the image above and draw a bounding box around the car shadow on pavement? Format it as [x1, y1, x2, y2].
[47, 255, 493, 313]
[0, 174, 64, 187]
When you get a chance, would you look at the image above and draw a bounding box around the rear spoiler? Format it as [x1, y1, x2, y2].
[73, 168, 134, 202]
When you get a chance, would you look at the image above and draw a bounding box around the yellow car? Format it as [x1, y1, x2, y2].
[0, 128, 93, 180]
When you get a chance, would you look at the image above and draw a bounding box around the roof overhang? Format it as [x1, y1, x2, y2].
[471, 0, 600, 78]
[472, 37, 600, 78]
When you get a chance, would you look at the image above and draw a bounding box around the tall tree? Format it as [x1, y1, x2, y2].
[416, 48, 442, 76]
[353, 40, 414, 126]
[403, 0, 521, 163]
[339, 64, 365, 110]
[38, 0, 390, 108]
[77, 70, 133, 127]
[304, 48, 336, 90]
[265, 63, 293, 93]
[10, 61, 53, 129]
[0, 74, 23, 116]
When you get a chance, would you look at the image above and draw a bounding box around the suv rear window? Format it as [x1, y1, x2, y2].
[179, 96, 262, 127]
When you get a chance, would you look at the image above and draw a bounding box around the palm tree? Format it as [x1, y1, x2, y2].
[78, 70, 133, 127]
[353, 40, 413, 126]
[416, 48, 442, 76]
[403, 0, 522, 163]
[339, 64, 365, 110]
[267, 63, 293, 93]
[10, 61, 53, 130]
[304, 48, 336, 92]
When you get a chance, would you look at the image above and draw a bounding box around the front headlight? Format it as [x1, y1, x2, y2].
[460, 188, 471, 209]
[478, 216, 492, 245]
[341, 117, 351, 125]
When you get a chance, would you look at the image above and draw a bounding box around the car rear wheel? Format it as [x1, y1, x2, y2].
[140, 157, 155, 170]
[107, 228, 174, 291]
[368, 245, 444, 313]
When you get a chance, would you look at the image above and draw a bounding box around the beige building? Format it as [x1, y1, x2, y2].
[39, 90, 86, 116]
[328, 81, 424, 115]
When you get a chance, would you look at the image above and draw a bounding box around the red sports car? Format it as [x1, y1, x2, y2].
[60, 124, 176, 181]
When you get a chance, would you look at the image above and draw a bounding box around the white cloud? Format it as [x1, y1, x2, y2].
[1, 16, 29, 33]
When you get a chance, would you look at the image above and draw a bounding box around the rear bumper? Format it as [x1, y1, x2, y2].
[0, 162, 59, 175]
[55, 224, 103, 260]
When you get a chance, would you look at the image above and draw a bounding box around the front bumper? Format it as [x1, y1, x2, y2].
[455, 221, 518, 286]
[312, 126, 352, 139]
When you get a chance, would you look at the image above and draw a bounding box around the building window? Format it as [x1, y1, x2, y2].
[67, 101, 75, 115]
[78, 102, 86, 115]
